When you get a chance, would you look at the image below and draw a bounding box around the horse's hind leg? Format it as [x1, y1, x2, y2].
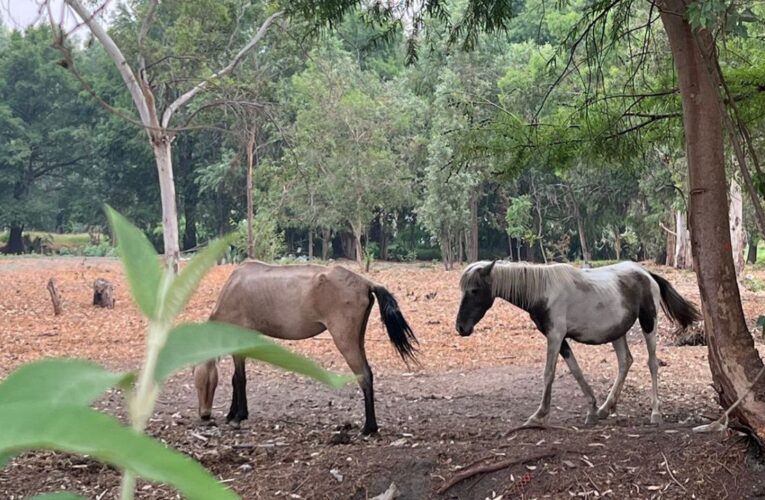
[226, 354, 249, 427]
[559, 340, 599, 425]
[597, 336, 633, 419]
[328, 303, 377, 435]
[645, 329, 662, 424]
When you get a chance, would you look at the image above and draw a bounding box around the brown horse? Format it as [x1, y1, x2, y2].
[194, 260, 417, 435]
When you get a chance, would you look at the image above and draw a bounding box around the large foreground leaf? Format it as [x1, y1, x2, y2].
[0, 359, 133, 406]
[161, 237, 231, 322]
[155, 322, 353, 388]
[105, 205, 162, 319]
[0, 404, 237, 500]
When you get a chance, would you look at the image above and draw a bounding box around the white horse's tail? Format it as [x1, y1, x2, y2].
[648, 271, 702, 328]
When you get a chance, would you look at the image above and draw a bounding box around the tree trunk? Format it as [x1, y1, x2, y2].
[152, 140, 181, 271]
[379, 212, 388, 261]
[179, 135, 198, 251]
[469, 193, 479, 262]
[8, 224, 24, 254]
[566, 184, 591, 264]
[245, 134, 255, 260]
[661, 3, 765, 438]
[614, 228, 621, 261]
[748, 234, 758, 264]
[729, 179, 745, 276]
[352, 226, 363, 263]
[665, 216, 676, 267]
[321, 228, 331, 260]
[308, 229, 314, 259]
[674, 210, 691, 269]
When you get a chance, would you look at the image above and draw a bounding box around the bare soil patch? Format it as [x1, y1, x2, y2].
[1, 257, 765, 499]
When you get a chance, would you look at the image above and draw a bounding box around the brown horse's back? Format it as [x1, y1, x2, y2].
[210, 260, 371, 340]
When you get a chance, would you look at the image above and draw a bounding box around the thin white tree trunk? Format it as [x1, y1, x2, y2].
[675, 210, 691, 269]
[246, 135, 255, 260]
[153, 141, 180, 270]
[729, 179, 745, 275]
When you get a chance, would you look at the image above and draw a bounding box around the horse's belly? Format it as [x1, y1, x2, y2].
[255, 319, 326, 340]
[565, 313, 637, 345]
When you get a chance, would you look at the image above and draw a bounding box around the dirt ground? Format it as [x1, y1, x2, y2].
[2, 257, 765, 499]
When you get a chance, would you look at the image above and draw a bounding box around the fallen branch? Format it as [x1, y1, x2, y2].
[437, 449, 559, 494]
[503, 423, 574, 438]
[693, 364, 765, 433]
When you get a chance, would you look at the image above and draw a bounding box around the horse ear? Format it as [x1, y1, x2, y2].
[479, 260, 497, 277]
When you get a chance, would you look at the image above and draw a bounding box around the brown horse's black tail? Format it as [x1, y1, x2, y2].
[648, 271, 702, 328]
[371, 286, 418, 364]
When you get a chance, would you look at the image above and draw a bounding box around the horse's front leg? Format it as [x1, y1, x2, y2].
[559, 340, 599, 425]
[525, 332, 565, 427]
[226, 355, 249, 427]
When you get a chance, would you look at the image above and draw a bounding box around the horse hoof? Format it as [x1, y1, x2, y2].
[523, 416, 547, 427]
[596, 406, 612, 419]
[650, 412, 663, 425]
[585, 413, 599, 426]
[361, 425, 379, 436]
[227, 419, 242, 429]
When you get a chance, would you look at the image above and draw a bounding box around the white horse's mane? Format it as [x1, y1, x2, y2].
[461, 261, 578, 307]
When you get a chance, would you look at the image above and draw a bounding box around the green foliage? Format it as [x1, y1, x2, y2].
[105, 206, 163, 319]
[0, 208, 349, 499]
[156, 323, 353, 386]
[505, 195, 535, 243]
[231, 212, 286, 262]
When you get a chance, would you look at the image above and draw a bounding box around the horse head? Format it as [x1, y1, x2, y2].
[456, 260, 496, 336]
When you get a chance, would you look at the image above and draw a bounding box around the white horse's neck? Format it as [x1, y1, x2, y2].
[490, 263, 576, 309]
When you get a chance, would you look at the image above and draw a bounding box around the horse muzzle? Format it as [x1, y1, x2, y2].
[456, 323, 474, 337]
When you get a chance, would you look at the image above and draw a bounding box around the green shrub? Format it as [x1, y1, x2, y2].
[82, 242, 117, 257]
[230, 212, 286, 262]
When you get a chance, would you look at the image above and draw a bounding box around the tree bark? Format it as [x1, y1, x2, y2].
[729, 179, 745, 275]
[152, 140, 180, 269]
[748, 234, 758, 264]
[674, 210, 691, 269]
[245, 134, 255, 260]
[661, 2, 765, 438]
[468, 192, 479, 262]
[665, 216, 676, 267]
[566, 184, 590, 264]
[8, 224, 24, 254]
[321, 227, 331, 260]
[308, 229, 314, 259]
[179, 136, 198, 251]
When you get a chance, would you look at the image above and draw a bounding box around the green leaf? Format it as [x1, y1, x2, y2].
[0, 359, 133, 406]
[161, 237, 232, 322]
[0, 404, 237, 500]
[155, 322, 353, 388]
[105, 205, 162, 319]
[31, 493, 88, 500]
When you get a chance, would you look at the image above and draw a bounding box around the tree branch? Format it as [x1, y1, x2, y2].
[63, 0, 154, 129]
[160, 10, 284, 129]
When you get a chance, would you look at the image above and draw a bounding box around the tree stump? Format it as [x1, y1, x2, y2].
[93, 278, 115, 309]
[47, 278, 63, 316]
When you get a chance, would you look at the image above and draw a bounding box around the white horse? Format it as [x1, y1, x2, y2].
[455, 260, 700, 426]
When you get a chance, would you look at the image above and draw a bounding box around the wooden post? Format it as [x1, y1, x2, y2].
[47, 278, 63, 316]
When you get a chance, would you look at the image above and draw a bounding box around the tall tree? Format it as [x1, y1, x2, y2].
[45, 0, 283, 269]
[0, 27, 97, 252]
